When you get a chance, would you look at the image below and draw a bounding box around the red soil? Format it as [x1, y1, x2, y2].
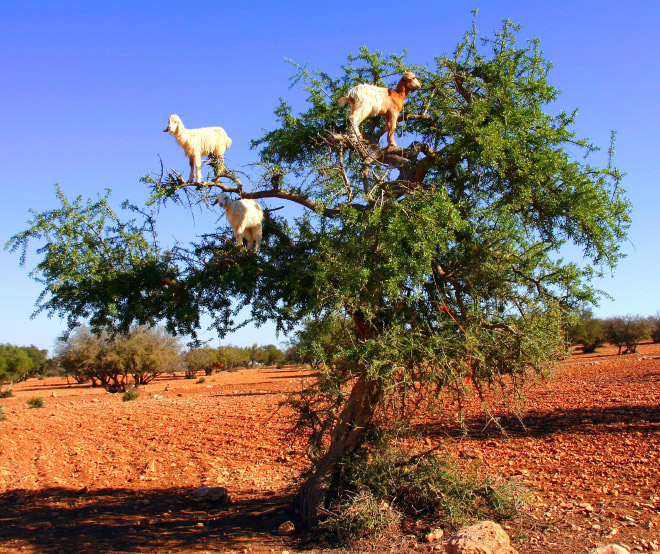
[1, 343, 658, 553]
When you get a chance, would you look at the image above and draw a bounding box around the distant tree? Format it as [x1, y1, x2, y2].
[249, 343, 265, 367]
[119, 326, 181, 385]
[287, 314, 355, 372]
[648, 313, 660, 343]
[23, 346, 53, 376]
[55, 327, 98, 384]
[0, 344, 37, 384]
[56, 326, 180, 390]
[184, 347, 219, 377]
[566, 308, 604, 353]
[216, 345, 251, 371]
[603, 315, 650, 354]
[261, 344, 284, 366]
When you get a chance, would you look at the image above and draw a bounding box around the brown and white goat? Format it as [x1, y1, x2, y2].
[338, 72, 421, 146]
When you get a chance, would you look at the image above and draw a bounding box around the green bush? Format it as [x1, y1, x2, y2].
[26, 397, 44, 409]
[122, 388, 140, 402]
[0, 389, 13, 398]
[325, 441, 528, 539]
[0, 405, 6, 421]
[320, 489, 400, 540]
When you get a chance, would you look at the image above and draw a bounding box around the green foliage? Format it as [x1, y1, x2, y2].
[0, 388, 13, 398]
[566, 308, 605, 353]
[6, 18, 632, 522]
[184, 347, 219, 377]
[324, 441, 527, 538]
[216, 345, 251, 371]
[0, 405, 6, 421]
[603, 315, 650, 355]
[26, 397, 44, 409]
[261, 344, 285, 366]
[119, 326, 181, 385]
[0, 343, 51, 385]
[55, 325, 181, 391]
[321, 489, 401, 541]
[122, 388, 139, 402]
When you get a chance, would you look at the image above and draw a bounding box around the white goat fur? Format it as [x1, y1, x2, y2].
[340, 84, 390, 127]
[164, 114, 232, 183]
[214, 193, 264, 251]
[338, 72, 421, 146]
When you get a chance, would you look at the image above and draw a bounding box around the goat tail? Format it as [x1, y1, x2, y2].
[338, 96, 352, 108]
[226, 136, 233, 149]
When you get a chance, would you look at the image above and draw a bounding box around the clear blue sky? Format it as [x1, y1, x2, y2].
[1, 1, 658, 354]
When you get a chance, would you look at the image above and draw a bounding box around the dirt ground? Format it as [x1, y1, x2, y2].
[0, 343, 659, 553]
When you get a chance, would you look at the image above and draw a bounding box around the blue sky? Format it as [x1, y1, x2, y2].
[1, 1, 658, 354]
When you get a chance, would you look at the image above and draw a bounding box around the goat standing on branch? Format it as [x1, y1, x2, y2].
[164, 114, 232, 183]
[338, 72, 421, 146]
[212, 193, 264, 251]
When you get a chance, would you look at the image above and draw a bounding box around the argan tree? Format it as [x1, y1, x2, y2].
[55, 326, 180, 390]
[7, 19, 630, 524]
[603, 315, 649, 355]
[566, 308, 605, 353]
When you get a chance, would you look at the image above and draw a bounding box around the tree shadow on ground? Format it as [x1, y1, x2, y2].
[0, 486, 299, 553]
[420, 402, 660, 441]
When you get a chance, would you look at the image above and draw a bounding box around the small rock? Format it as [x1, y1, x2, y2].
[445, 521, 517, 554]
[192, 486, 228, 503]
[459, 449, 480, 460]
[426, 528, 444, 542]
[196, 522, 204, 528]
[278, 520, 295, 536]
[589, 546, 631, 554]
[51, 392, 57, 398]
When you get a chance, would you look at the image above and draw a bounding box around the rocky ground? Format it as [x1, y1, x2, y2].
[0, 343, 658, 553]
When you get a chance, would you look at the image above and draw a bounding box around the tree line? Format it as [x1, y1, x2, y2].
[567, 310, 660, 355]
[0, 343, 54, 390]
[0, 326, 284, 394]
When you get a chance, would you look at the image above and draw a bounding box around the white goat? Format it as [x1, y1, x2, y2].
[163, 114, 232, 183]
[212, 193, 264, 251]
[338, 72, 421, 146]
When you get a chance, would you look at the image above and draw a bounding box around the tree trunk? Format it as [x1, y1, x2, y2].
[297, 370, 381, 526]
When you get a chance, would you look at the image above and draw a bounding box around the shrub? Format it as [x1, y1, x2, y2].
[0, 405, 6, 421]
[122, 388, 139, 402]
[27, 397, 44, 409]
[196, 377, 206, 384]
[325, 441, 528, 538]
[0, 389, 13, 398]
[321, 489, 400, 541]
